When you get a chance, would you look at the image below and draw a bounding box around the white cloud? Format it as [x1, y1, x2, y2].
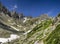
[47, 11, 52, 15]
[11, 5, 18, 10]
[47, 9, 54, 15]
[8, 4, 18, 11]
[14, 5, 17, 9]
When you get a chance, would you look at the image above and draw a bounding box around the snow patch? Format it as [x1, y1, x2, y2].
[23, 17, 29, 23]
[0, 34, 20, 44]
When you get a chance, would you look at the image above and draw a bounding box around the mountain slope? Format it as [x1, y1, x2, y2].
[44, 24, 60, 44]
[0, 2, 60, 44]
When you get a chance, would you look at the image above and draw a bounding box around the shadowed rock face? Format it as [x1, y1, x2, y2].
[11, 11, 19, 19]
[0, 22, 25, 34]
[0, 3, 11, 17]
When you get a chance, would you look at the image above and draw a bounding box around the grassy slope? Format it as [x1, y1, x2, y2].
[27, 19, 52, 39]
[22, 19, 53, 44]
[44, 24, 60, 44]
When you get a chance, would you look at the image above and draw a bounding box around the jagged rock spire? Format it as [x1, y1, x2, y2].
[0, 2, 2, 12]
[57, 13, 60, 17]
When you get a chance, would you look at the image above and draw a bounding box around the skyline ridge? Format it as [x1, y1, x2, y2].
[0, 0, 60, 17]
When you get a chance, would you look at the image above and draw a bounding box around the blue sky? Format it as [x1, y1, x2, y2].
[0, 0, 60, 17]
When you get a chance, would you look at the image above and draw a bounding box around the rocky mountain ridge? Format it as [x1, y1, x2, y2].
[0, 2, 60, 44]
